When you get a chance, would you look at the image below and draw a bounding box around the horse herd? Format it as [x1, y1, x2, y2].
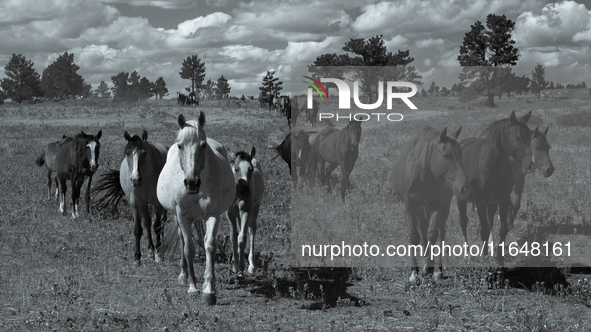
[34, 107, 553, 305]
[286, 110, 553, 282]
[36, 112, 264, 305]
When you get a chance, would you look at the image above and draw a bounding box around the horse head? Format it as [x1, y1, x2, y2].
[433, 127, 469, 199]
[124, 129, 149, 187]
[230, 147, 256, 199]
[81, 130, 102, 173]
[177, 112, 208, 194]
[532, 126, 554, 177]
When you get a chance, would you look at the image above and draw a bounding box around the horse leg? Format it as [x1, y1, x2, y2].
[58, 177, 67, 216]
[132, 203, 143, 264]
[417, 208, 430, 276]
[141, 204, 155, 261]
[203, 215, 220, 305]
[176, 210, 197, 292]
[430, 204, 450, 280]
[324, 162, 338, 193]
[71, 178, 83, 219]
[177, 224, 189, 285]
[85, 175, 93, 215]
[46, 169, 52, 200]
[510, 175, 524, 227]
[476, 202, 492, 256]
[405, 196, 421, 283]
[237, 208, 250, 276]
[227, 208, 240, 275]
[54, 176, 59, 201]
[153, 205, 166, 263]
[247, 204, 260, 275]
[457, 199, 469, 243]
[497, 196, 512, 266]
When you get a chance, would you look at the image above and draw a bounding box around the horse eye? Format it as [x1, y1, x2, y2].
[234, 167, 239, 172]
[178, 144, 183, 150]
[141, 150, 147, 156]
[201, 142, 207, 149]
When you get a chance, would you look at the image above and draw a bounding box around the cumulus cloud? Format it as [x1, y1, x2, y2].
[99, 0, 197, 10]
[514, 1, 591, 47]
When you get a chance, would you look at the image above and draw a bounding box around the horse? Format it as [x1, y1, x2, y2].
[258, 92, 267, 110]
[178, 93, 187, 105]
[91, 130, 168, 264]
[392, 127, 469, 282]
[305, 99, 319, 127]
[54, 130, 102, 219]
[307, 119, 362, 200]
[273, 130, 311, 183]
[227, 147, 265, 277]
[456, 111, 534, 265]
[477, 120, 554, 221]
[157, 112, 235, 305]
[291, 97, 299, 127]
[36, 134, 72, 200]
[267, 94, 275, 111]
[188, 91, 199, 106]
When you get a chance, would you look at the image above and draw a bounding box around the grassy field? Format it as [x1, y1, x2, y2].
[0, 95, 590, 331]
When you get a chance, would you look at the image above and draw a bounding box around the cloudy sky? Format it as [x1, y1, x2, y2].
[2, 0, 591, 98]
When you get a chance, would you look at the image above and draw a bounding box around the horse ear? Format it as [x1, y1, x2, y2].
[96, 130, 102, 139]
[509, 111, 517, 125]
[251, 146, 256, 159]
[80, 130, 88, 138]
[543, 126, 549, 136]
[124, 131, 131, 141]
[533, 126, 540, 138]
[198, 111, 206, 127]
[439, 127, 448, 141]
[521, 110, 532, 123]
[454, 126, 462, 139]
[177, 113, 186, 129]
[142, 129, 148, 141]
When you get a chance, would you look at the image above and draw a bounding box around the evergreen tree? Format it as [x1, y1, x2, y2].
[259, 71, 282, 98]
[1, 54, 42, 103]
[531, 64, 547, 98]
[95, 81, 111, 98]
[40, 52, 86, 99]
[179, 55, 206, 96]
[215, 75, 231, 99]
[153, 77, 168, 99]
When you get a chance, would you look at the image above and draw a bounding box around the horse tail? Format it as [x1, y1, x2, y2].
[90, 169, 125, 212]
[159, 218, 206, 261]
[35, 153, 45, 167]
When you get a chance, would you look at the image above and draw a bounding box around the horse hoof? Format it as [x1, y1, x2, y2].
[202, 292, 217, 305]
[188, 286, 199, 294]
[178, 274, 187, 285]
[433, 271, 443, 280]
[154, 253, 162, 263]
[247, 266, 255, 275]
[409, 271, 419, 284]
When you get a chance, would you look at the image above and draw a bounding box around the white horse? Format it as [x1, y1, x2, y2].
[227, 147, 264, 277]
[157, 112, 235, 305]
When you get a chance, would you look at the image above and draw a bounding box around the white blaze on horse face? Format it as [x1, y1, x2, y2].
[130, 149, 140, 182]
[87, 141, 98, 171]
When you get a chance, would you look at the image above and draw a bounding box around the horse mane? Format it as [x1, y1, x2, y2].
[176, 120, 204, 144]
[480, 117, 531, 147]
[234, 151, 253, 163]
[70, 133, 89, 171]
[124, 135, 143, 156]
[532, 131, 550, 150]
[406, 127, 460, 182]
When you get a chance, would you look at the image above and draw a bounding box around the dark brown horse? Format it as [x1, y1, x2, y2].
[54, 130, 102, 219]
[392, 127, 469, 282]
[478, 120, 554, 221]
[36, 135, 72, 200]
[308, 119, 362, 200]
[91, 130, 168, 264]
[457, 111, 534, 265]
[272, 130, 311, 184]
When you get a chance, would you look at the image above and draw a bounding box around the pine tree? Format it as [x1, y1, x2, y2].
[259, 71, 282, 98]
[1, 53, 42, 103]
[40, 52, 86, 99]
[153, 77, 168, 99]
[95, 81, 111, 98]
[179, 55, 206, 96]
[215, 75, 231, 99]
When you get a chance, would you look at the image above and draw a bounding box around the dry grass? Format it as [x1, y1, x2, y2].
[0, 96, 590, 331]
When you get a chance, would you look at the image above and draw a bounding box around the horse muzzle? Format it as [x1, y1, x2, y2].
[90, 164, 99, 173]
[236, 180, 251, 198]
[543, 166, 554, 177]
[184, 178, 201, 194]
[456, 185, 470, 200]
[131, 177, 142, 187]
